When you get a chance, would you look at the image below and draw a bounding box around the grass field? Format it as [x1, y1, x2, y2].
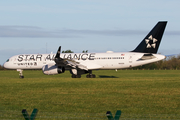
[0, 70, 180, 119]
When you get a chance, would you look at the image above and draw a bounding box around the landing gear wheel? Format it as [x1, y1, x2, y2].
[86, 74, 96, 78]
[72, 74, 81, 78]
[86, 75, 90, 78]
[72, 74, 76, 78]
[77, 75, 81, 78]
[92, 74, 96, 78]
[19, 76, 24, 79]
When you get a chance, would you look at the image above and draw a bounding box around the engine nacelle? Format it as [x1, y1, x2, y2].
[42, 64, 65, 75]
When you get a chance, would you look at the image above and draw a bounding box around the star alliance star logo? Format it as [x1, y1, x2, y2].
[145, 35, 158, 48]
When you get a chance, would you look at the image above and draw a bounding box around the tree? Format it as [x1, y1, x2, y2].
[82, 50, 88, 53]
[62, 50, 74, 53]
[0, 65, 6, 70]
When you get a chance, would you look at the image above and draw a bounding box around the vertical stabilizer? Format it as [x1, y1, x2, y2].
[132, 21, 167, 53]
[55, 46, 61, 58]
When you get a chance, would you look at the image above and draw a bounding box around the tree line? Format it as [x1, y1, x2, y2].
[133, 55, 180, 70]
[62, 50, 88, 53]
[0, 65, 6, 70]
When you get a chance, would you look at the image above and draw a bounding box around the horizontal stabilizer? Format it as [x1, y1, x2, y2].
[138, 54, 156, 61]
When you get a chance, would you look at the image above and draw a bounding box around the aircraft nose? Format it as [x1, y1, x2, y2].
[3, 62, 9, 69]
[3, 62, 7, 68]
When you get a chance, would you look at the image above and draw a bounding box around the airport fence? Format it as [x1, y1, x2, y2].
[1, 110, 180, 120]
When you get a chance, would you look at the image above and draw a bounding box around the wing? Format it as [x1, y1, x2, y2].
[54, 46, 89, 71]
[62, 59, 88, 71]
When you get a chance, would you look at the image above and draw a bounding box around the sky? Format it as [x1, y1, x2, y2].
[0, 0, 180, 65]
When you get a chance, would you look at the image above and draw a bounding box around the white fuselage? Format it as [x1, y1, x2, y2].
[3, 52, 165, 70]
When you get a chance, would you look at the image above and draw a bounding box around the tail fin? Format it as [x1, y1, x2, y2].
[55, 46, 61, 59]
[132, 21, 167, 53]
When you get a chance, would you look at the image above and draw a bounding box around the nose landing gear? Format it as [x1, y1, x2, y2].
[17, 69, 24, 79]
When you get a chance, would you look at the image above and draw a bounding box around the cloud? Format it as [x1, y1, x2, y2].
[57, 29, 147, 36]
[0, 26, 78, 38]
[165, 31, 180, 36]
[0, 26, 147, 38]
[0, 26, 180, 38]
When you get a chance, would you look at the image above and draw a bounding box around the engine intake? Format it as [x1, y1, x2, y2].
[42, 64, 65, 75]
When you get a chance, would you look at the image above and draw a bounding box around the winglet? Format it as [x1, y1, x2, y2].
[55, 46, 61, 58]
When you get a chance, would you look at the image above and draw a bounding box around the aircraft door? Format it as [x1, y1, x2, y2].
[129, 55, 133, 68]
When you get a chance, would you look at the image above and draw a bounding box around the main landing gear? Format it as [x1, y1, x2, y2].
[71, 74, 81, 78]
[86, 74, 96, 78]
[17, 69, 24, 79]
[86, 70, 96, 78]
[70, 70, 96, 78]
[71, 74, 96, 78]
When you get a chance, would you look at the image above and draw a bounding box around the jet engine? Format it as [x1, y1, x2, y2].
[42, 64, 65, 75]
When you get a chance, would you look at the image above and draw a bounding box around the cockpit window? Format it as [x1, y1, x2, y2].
[6, 59, 9, 62]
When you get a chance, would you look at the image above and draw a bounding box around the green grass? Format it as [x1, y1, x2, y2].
[0, 70, 180, 119]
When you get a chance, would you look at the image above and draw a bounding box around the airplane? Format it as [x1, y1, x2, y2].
[3, 21, 167, 78]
